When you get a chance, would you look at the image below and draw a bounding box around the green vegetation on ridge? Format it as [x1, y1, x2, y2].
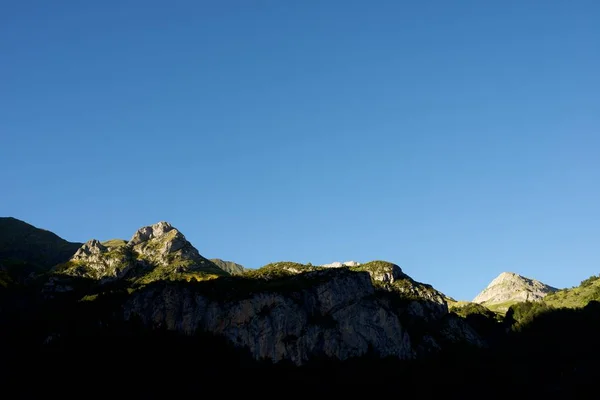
[101, 239, 128, 248]
[243, 261, 319, 280]
[350, 260, 403, 276]
[450, 302, 498, 319]
[482, 300, 522, 315]
[506, 301, 555, 331]
[544, 274, 600, 309]
[210, 258, 245, 275]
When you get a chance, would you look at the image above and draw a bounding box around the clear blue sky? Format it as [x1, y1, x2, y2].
[1, 1, 599, 300]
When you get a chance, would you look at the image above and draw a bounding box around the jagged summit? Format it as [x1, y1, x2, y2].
[129, 222, 200, 266]
[128, 221, 174, 246]
[58, 221, 227, 283]
[473, 271, 557, 311]
[72, 239, 107, 261]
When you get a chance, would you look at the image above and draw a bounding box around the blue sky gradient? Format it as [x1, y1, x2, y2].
[2, 1, 599, 300]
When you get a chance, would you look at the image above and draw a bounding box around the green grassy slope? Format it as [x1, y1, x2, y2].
[544, 275, 600, 308]
[210, 259, 245, 275]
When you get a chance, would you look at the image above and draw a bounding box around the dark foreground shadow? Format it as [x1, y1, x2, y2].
[2, 276, 600, 398]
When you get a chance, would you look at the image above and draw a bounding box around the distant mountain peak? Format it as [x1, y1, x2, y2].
[321, 261, 361, 268]
[473, 271, 557, 310]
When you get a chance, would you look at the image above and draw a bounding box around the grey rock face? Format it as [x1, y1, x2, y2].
[368, 263, 407, 284]
[68, 239, 133, 281]
[360, 262, 448, 320]
[439, 313, 487, 348]
[132, 227, 199, 267]
[72, 240, 107, 261]
[473, 272, 558, 305]
[122, 262, 478, 364]
[128, 221, 174, 246]
[124, 269, 414, 365]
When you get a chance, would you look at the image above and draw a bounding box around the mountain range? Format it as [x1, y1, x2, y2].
[1, 217, 599, 396]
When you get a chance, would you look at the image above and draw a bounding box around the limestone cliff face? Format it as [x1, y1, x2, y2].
[59, 222, 227, 284]
[122, 260, 479, 364]
[124, 268, 414, 364]
[351, 261, 449, 321]
[473, 272, 557, 307]
[439, 313, 487, 348]
[71, 239, 106, 261]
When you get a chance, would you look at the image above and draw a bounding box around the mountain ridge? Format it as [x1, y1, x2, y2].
[4, 219, 479, 364]
[3, 216, 600, 394]
[0, 217, 571, 305]
[0, 217, 82, 282]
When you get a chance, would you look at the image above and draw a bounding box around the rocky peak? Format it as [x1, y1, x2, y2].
[128, 221, 174, 246]
[72, 239, 107, 261]
[59, 221, 227, 284]
[489, 272, 522, 285]
[66, 239, 131, 281]
[473, 271, 557, 306]
[131, 224, 201, 266]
